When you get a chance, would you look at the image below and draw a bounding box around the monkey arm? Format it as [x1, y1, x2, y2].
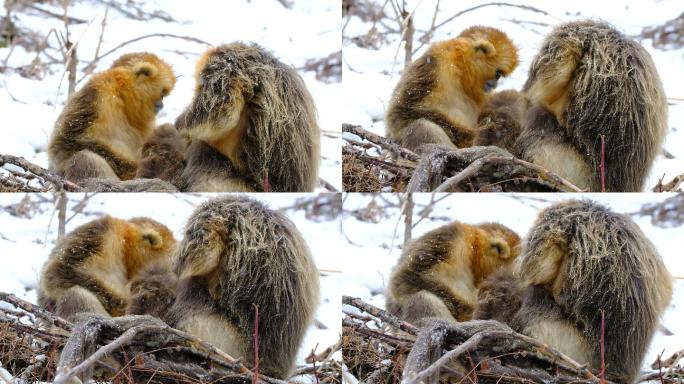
[400, 273, 475, 322]
[54, 286, 111, 322]
[136, 124, 187, 187]
[397, 108, 476, 152]
[473, 270, 523, 324]
[63, 150, 120, 182]
[179, 140, 256, 192]
[401, 118, 458, 152]
[516, 105, 593, 190]
[126, 263, 177, 322]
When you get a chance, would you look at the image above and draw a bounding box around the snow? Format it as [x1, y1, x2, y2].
[342, 0, 684, 190]
[0, 192, 342, 371]
[341, 192, 684, 375]
[0, 0, 342, 190]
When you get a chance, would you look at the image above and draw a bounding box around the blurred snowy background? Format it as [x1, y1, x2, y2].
[342, 0, 684, 191]
[341, 192, 684, 377]
[0, 192, 342, 378]
[0, 0, 341, 190]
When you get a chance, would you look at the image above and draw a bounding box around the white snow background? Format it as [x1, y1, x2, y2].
[342, 0, 684, 191]
[0, 0, 342, 190]
[341, 193, 684, 377]
[0, 192, 342, 381]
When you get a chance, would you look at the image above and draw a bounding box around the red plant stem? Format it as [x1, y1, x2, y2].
[263, 169, 270, 192]
[658, 354, 664, 384]
[600, 309, 605, 384]
[600, 135, 606, 192]
[253, 304, 260, 384]
[313, 359, 319, 384]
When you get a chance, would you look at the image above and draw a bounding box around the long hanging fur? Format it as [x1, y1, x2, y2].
[176, 43, 320, 192]
[166, 196, 320, 378]
[516, 200, 672, 382]
[521, 20, 667, 191]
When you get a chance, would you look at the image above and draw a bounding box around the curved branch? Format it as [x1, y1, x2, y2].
[92, 33, 211, 64]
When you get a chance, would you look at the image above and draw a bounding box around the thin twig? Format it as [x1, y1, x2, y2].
[343, 123, 419, 162]
[425, 2, 554, 40]
[343, 295, 417, 335]
[91, 33, 211, 64]
[405, 332, 486, 384]
[432, 154, 583, 193]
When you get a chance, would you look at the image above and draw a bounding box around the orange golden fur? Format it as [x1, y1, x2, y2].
[110, 52, 171, 70]
[48, 53, 176, 182]
[386, 221, 520, 323]
[385, 26, 518, 152]
[37, 216, 176, 321]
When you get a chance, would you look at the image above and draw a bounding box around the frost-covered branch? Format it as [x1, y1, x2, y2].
[0, 292, 340, 384]
[343, 123, 584, 192]
[343, 296, 611, 384]
[0, 154, 83, 192]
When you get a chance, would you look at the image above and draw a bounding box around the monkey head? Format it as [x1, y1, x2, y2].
[111, 53, 176, 118]
[124, 217, 177, 278]
[470, 222, 522, 283]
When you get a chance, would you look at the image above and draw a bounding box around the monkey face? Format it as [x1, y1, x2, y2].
[154, 99, 164, 114]
[484, 69, 503, 92]
[120, 58, 175, 120]
[459, 26, 519, 88]
[110, 53, 175, 111]
[103, 55, 175, 131]
[134, 64, 174, 112]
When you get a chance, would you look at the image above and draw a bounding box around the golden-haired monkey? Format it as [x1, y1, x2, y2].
[48, 53, 175, 183]
[386, 221, 520, 323]
[38, 216, 176, 322]
[175, 43, 320, 192]
[386, 26, 518, 152]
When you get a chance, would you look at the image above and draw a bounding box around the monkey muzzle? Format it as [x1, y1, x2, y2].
[154, 100, 164, 114]
[485, 70, 503, 92]
[484, 78, 498, 92]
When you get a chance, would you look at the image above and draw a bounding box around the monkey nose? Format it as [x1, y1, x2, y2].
[155, 101, 164, 114]
[484, 79, 498, 92]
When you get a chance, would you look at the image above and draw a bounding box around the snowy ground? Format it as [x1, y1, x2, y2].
[0, 0, 342, 190]
[0, 192, 342, 376]
[341, 192, 684, 376]
[343, 0, 684, 190]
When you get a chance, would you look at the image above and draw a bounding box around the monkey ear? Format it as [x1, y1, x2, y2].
[134, 62, 157, 78]
[176, 234, 222, 280]
[141, 230, 163, 249]
[474, 39, 496, 57]
[491, 238, 511, 259]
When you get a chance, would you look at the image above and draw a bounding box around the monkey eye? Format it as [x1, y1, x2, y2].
[495, 69, 503, 80]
